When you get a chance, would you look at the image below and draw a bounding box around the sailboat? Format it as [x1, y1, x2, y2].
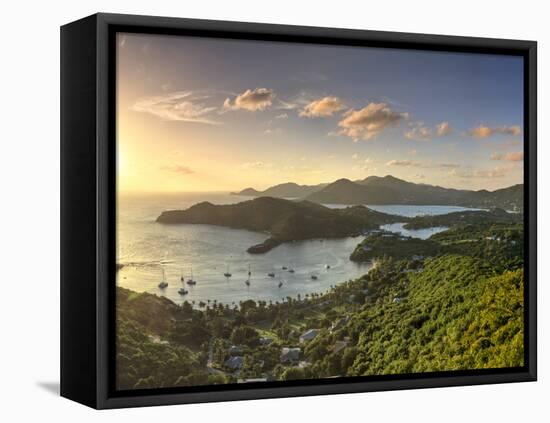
[268, 272, 275, 278]
[311, 275, 318, 280]
[278, 278, 283, 288]
[186, 267, 196, 285]
[248, 263, 251, 276]
[245, 279, 250, 287]
[158, 267, 168, 289]
[178, 287, 188, 295]
[224, 264, 232, 278]
[180, 269, 184, 282]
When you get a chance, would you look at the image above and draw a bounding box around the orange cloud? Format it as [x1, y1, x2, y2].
[491, 151, 524, 162]
[338, 103, 408, 141]
[300, 96, 345, 118]
[160, 165, 194, 175]
[469, 125, 521, 138]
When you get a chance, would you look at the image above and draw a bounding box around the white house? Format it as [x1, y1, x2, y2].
[259, 336, 273, 346]
[229, 345, 243, 356]
[225, 356, 243, 370]
[332, 340, 349, 354]
[280, 347, 301, 363]
[299, 329, 320, 344]
[330, 317, 349, 333]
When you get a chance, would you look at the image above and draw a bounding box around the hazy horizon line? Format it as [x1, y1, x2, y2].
[117, 174, 523, 196]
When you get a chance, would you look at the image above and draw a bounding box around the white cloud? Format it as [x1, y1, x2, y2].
[449, 165, 517, 179]
[264, 128, 282, 135]
[299, 96, 345, 118]
[386, 159, 460, 169]
[277, 100, 299, 110]
[160, 164, 194, 175]
[132, 91, 219, 124]
[404, 124, 432, 141]
[435, 163, 460, 169]
[386, 159, 421, 167]
[436, 121, 452, 136]
[240, 161, 273, 170]
[352, 164, 376, 172]
[338, 103, 408, 141]
[223, 88, 274, 111]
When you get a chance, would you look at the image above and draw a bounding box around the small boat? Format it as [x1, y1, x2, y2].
[282, 266, 287, 270]
[224, 264, 232, 278]
[158, 268, 168, 289]
[268, 272, 275, 278]
[288, 268, 295, 273]
[180, 269, 184, 282]
[248, 263, 251, 276]
[178, 288, 188, 295]
[278, 280, 283, 288]
[325, 264, 331, 269]
[245, 279, 250, 286]
[311, 275, 318, 280]
[186, 267, 196, 285]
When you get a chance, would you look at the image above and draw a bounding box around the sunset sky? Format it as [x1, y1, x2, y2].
[116, 32, 524, 193]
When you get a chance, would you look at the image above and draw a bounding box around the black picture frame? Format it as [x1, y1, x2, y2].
[60, 12, 537, 409]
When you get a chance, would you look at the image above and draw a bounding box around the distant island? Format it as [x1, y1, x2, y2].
[157, 197, 405, 253]
[232, 175, 523, 212]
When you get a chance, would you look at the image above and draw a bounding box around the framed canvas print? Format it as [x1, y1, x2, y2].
[60, 13, 537, 409]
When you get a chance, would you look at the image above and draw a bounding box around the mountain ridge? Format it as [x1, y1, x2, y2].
[233, 175, 523, 211]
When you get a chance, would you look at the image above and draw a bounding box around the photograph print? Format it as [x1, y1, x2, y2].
[115, 32, 525, 391]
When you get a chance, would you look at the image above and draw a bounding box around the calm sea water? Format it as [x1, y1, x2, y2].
[116, 193, 476, 305]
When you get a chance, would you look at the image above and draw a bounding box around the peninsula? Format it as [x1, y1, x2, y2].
[156, 197, 405, 253]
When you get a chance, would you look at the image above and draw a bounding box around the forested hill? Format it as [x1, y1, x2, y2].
[116, 253, 524, 389]
[306, 176, 523, 210]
